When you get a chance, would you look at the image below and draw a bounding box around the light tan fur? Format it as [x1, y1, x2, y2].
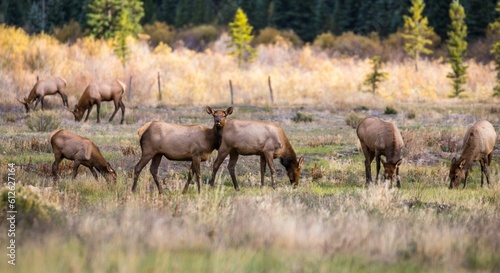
[208, 119, 304, 190]
[70, 79, 126, 124]
[18, 76, 68, 112]
[132, 107, 233, 194]
[449, 120, 497, 189]
[356, 117, 404, 188]
[50, 129, 116, 183]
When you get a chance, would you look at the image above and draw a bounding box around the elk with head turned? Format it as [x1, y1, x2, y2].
[132, 106, 233, 194]
[18, 76, 69, 112]
[69, 80, 126, 124]
[449, 120, 497, 189]
[208, 119, 304, 190]
[356, 117, 404, 188]
[50, 129, 117, 183]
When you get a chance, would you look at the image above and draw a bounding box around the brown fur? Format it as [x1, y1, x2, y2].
[18, 76, 68, 112]
[208, 119, 304, 190]
[449, 120, 497, 189]
[356, 117, 404, 188]
[132, 106, 233, 194]
[50, 129, 117, 183]
[70, 80, 126, 124]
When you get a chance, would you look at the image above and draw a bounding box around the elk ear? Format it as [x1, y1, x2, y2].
[206, 106, 214, 115]
[226, 107, 233, 116]
[451, 157, 457, 164]
[298, 156, 304, 169]
[106, 163, 115, 173]
[395, 159, 402, 167]
[458, 159, 466, 169]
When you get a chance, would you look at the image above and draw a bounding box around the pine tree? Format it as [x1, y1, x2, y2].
[87, 0, 143, 39]
[447, 0, 468, 98]
[28, 2, 44, 34]
[403, 0, 434, 72]
[489, 0, 500, 97]
[228, 8, 257, 67]
[363, 56, 388, 94]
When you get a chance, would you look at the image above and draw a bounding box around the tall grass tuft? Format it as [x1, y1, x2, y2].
[25, 111, 61, 132]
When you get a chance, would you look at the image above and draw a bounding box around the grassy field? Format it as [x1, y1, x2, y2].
[0, 103, 499, 273]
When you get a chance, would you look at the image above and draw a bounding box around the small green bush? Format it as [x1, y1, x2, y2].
[26, 111, 61, 132]
[143, 21, 176, 48]
[292, 112, 313, 123]
[254, 27, 303, 47]
[345, 112, 364, 129]
[52, 19, 83, 44]
[313, 32, 335, 49]
[406, 110, 416, 119]
[384, 106, 398, 115]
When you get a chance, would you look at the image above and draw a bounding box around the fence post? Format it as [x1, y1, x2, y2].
[128, 76, 133, 102]
[268, 75, 274, 104]
[157, 72, 162, 101]
[229, 79, 234, 105]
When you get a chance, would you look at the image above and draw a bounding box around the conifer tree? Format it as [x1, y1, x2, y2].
[363, 56, 388, 95]
[447, 0, 468, 98]
[489, 0, 500, 97]
[86, 0, 143, 39]
[228, 8, 257, 67]
[403, 0, 434, 72]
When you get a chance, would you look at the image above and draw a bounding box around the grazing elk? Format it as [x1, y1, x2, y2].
[208, 120, 304, 190]
[50, 129, 117, 183]
[132, 106, 233, 194]
[449, 120, 497, 189]
[356, 117, 404, 188]
[18, 76, 69, 112]
[69, 80, 126, 124]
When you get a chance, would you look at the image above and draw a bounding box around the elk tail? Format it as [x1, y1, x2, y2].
[138, 122, 153, 138]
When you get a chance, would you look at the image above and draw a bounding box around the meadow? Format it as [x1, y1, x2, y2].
[0, 25, 500, 272]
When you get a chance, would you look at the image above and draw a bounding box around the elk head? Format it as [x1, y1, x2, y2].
[17, 98, 31, 113]
[69, 104, 85, 122]
[449, 157, 466, 189]
[206, 106, 233, 128]
[382, 158, 402, 182]
[103, 162, 117, 183]
[286, 156, 304, 188]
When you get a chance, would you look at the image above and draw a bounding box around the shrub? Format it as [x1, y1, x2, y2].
[313, 32, 335, 50]
[176, 25, 219, 51]
[25, 111, 61, 132]
[406, 110, 416, 119]
[345, 112, 364, 129]
[384, 106, 398, 115]
[52, 20, 83, 44]
[254, 27, 303, 47]
[143, 21, 176, 48]
[331, 31, 382, 58]
[292, 112, 313, 122]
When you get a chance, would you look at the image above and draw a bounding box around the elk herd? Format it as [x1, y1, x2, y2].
[19, 76, 498, 193]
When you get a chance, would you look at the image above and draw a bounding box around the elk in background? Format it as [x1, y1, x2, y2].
[132, 106, 233, 194]
[208, 119, 304, 190]
[18, 76, 69, 112]
[449, 120, 497, 189]
[69, 80, 126, 124]
[356, 117, 404, 188]
[50, 129, 117, 183]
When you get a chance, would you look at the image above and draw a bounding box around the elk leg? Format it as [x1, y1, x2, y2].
[109, 100, 120, 122]
[132, 153, 155, 192]
[209, 149, 231, 187]
[375, 155, 381, 185]
[182, 162, 194, 194]
[149, 154, 163, 194]
[260, 155, 267, 187]
[396, 165, 401, 188]
[463, 170, 470, 189]
[58, 91, 68, 107]
[96, 102, 101, 123]
[119, 101, 125, 124]
[264, 152, 276, 189]
[72, 160, 81, 179]
[227, 151, 240, 191]
[33, 97, 41, 111]
[192, 156, 202, 194]
[360, 144, 373, 185]
[89, 166, 99, 181]
[52, 153, 63, 182]
[84, 104, 94, 122]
